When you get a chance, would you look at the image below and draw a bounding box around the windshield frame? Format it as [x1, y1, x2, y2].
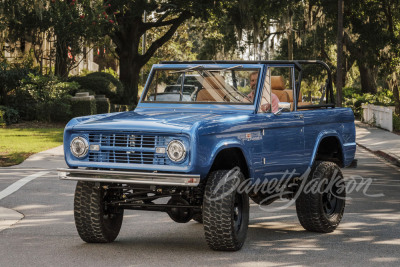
[139, 64, 264, 106]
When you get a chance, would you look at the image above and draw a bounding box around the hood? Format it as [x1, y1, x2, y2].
[71, 110, 239, 133]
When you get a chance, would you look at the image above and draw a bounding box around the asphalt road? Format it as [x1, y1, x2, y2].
[0, 147, 399, 267]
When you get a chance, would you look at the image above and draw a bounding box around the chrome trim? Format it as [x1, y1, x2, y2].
[57, 168, 200, 187]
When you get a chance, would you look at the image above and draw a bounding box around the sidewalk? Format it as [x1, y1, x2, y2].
[13, 145, 67, 169]
[355, 120, 400, 166]
[1, 145, 65, 233]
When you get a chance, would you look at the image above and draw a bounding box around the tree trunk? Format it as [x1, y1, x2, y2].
[358, 62, 377, 94]
[119, 54, 141, 105]
[343, 55, 355, 86]
[390, 72, 400, 114]
[343, 32, 377, 94]
[55, 39, 69, 78]
[287, 8, 293, 61]
[336, 0, 344, 107]
[115, 18, 142, 106]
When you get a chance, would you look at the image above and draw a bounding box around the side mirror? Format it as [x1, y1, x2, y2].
[274, 102, 291, 115]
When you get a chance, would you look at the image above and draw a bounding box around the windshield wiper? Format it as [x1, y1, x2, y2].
[171, 65, 204, 74]
[208, 65, 243, 72]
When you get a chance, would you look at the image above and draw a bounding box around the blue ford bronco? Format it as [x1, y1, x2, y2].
[58, 60, 356, 251]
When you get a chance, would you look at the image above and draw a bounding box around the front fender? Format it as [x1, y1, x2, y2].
[204, 139, 252, 176]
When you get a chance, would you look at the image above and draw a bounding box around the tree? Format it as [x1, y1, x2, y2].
[342, 0, 400, 110]
[49, 0, 104, 77]
[100, 0, 218, 105]
[342, 0, 392, 94]
[381, 0, 400, 114]
[0, 0, 102, 77]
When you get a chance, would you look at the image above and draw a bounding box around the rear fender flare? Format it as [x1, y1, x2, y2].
[309, 130, 345, 168]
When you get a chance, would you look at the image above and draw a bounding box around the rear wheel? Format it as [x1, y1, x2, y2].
[74, 181, 124, 243]
[295, 161, 346, 233]
[203, 169, 249, 251]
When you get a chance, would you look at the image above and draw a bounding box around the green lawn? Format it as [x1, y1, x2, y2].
[0, 128, 64, 167]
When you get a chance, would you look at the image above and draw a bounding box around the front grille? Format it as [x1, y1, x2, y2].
[88, 133, 158, 148]
[89, 151, 166, 165]
[87, 133, 167, 165]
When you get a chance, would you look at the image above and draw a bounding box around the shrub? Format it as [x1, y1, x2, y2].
[79, 69, 92, 76]
[0, 105, 20, 125]
[7, 74, 78, 122]
[0, 109, 5, 126]
[21, 74, 79, 102]
[343, 90, 394, 119]
[8, 74, 79, 122]
[69, 72, 124, 103]
[7, 89, 37, 121]
[394, 113, 400, 132]
[0, 60, 35, 106]
[111, 104, 131, 112]
[36, 96, 73, 122]
[87, 72, 123, 91]
[103, 68, 119, 79]
[342, 87, 362, 99]
[95, 96, 110, 114]
[71, 96, 97, 117]
[49, 96, 73, 122]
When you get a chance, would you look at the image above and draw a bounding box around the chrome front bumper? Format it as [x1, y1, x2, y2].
[57, 168, 200, 187]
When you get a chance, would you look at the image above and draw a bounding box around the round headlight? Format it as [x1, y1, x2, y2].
[70, 136, 89, 158]
[167, 140, 186, 162]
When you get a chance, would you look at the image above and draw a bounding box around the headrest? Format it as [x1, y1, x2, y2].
[271, 76, 285, 90]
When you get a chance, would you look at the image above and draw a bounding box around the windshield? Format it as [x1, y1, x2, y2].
[143, 67, 260, 104]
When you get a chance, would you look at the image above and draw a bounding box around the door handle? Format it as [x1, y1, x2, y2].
[294, 114, 304, 119]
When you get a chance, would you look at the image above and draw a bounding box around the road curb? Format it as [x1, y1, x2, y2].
[357, 143, 400, 167]
[0, 207, 24, 233]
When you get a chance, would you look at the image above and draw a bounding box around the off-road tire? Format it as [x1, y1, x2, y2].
[203, 169, 249, 251]
[296, 161, 346, 233]
[192, 213, 203, 223]
[74, 181, 123, 243]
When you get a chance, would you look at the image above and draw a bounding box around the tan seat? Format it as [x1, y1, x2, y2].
[196, 89, 214, 101]
[196, 76, 228, 102]
[285, 89, 304, 111]
[285, 89, 302, 103]
[271, 76, 290, 102]
[298, 102, 312, 106]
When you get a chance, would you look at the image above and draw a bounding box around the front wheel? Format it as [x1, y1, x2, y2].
[203, 169, 249, 251]
[295, 161, 346, 233]
[74, 181, 124, 243]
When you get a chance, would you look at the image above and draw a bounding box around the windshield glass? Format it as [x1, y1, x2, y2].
[143, 67, 260, 104]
